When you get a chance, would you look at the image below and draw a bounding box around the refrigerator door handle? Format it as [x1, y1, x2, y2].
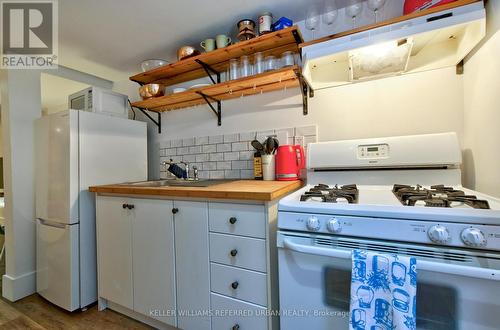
[38, 219, 68, 229]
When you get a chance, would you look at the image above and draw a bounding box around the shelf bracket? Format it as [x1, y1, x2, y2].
[196, 91, 222, 126]
[195, 59, 221, 85]
[294, 70, 314, 116]
[130, 103, 162, 133]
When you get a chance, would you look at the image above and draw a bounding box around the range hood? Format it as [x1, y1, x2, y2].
[301, 1, 486, 90]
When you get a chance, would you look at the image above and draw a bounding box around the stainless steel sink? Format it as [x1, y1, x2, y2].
[124, 179, 232, 188]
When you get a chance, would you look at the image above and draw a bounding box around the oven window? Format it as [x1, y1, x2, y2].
[323, 266, 458, 329]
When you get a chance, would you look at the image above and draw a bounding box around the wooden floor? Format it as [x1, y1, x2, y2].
[0, 235, 152, 330]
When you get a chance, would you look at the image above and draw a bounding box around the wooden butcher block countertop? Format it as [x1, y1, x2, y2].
[89, 180, 303, 202]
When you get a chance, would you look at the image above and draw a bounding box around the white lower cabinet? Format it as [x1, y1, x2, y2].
[132, 198, 176, 326]
[210, 263, 267, 307]
[173, 201, 211, 330]
[97, 197, 276, 330]
[96, 196, 177, 328]
[211, 293, 268, 330]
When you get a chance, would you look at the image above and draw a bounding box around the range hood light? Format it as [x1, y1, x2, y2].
[348, 38, 414, 81]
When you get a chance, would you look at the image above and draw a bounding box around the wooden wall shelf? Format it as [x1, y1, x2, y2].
[129, 27, 310, 131]
[131, 66, 301, 112]
[130, 27, 303, 87]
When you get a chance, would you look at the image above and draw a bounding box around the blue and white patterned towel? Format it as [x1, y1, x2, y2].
[350, 250, 417, 330]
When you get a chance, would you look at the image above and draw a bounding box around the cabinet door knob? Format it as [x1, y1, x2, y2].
[231, 281, 239, 290]
[232, 325, 240, 330]
[230, 249, 238, 257]
[229, 217, 237, 224]
[122, 204, 128, 209]
[172, 208, 179, 214]
[127, 204, 135, 210]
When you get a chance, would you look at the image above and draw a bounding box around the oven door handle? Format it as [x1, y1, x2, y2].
[282, 238, 500, 281]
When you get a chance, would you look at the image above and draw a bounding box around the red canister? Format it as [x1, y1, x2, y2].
[403, 0, 457, 15]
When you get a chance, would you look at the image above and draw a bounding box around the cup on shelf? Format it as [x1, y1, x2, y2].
[216, 34, 232, 48]
[264, 55, 278, 72]
[240, 55, 253, 78]
[200, 38, 216, 52]
[229, 58, 239, 80]
[262, 155, 276, 181]
[281, 51, 295, 67]
[254, 52, 265, 75]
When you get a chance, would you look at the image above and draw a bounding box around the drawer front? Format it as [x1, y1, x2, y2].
[210, 263, 267, 307]
[209, 203, 266, 239]
[210, 233, 267, 272]
[211, 293, 268, 330]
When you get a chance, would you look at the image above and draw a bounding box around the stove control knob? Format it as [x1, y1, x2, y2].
[461, 228, 487, 248]
[327, 218, 342, 233]
[428, 225, 451, 244]
[306, 217, 321, 231]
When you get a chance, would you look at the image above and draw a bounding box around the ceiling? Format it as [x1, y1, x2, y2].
[58, 0, 356, 81]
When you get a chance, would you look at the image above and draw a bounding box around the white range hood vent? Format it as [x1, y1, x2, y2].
[301, 1, 486, 90]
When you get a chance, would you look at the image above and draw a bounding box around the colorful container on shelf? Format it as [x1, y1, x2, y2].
[403, 0, 457, 14]
[272, 17, 293, 31]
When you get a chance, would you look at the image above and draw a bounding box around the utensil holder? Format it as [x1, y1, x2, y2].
[262, 155, 275, 181]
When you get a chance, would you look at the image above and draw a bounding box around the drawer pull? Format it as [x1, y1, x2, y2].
[123, 204, 134, 210]
[172, 208, 179, 214]
[232, 325, 240, 330]
[230, 249, 238, 257]
[231, 281, 239, 290]
[229, 217, 237, 224]
[122, 203, 128, 209]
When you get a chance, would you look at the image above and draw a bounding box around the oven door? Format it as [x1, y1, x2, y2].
[277, 231, 500, 330]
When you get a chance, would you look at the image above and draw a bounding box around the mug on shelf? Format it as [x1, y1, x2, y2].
[200, 38, 215, 52]
[216, 34, 232, 48]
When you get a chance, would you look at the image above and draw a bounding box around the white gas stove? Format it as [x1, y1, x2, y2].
[277, 133, 500, 330]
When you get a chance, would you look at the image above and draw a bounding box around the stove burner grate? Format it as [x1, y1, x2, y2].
[393, 184, 490, 209]
[300, 184, 359, 204]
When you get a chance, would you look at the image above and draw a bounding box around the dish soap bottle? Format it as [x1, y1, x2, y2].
[253, 150, 263, 180]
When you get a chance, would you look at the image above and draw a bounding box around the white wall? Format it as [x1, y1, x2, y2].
[0, 69, 41, 300]
[462, 0, 500, 198]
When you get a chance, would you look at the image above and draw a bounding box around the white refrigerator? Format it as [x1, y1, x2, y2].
[35, 109, 147, 311]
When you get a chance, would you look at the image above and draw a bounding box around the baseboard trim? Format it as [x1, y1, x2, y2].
[2, 271, 36, 301]
[106, 300, 178, 330]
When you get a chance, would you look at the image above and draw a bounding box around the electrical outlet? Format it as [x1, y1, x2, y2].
[294, 135, 305, 148]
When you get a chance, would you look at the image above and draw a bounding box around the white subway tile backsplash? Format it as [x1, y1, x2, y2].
[189, 146, 202, 154]
[239, 151, 254, 160]
[239, 131, 256, 141]
[232, 160, 249, 170]
[177, 147, 188, 155]
[204, 162, 217, 171]
[196, 136, 209, 145]
[210, 153, 224, 162]
[196, 154, 210, 162]
[210, 171, 225, 179]
[203, 144, 217, 153]
[224, 152, 239, 161]
[182, 154, 196, 162]
[232, 142, 248, 151]
[224, 133, 239, 143]
[209, 135, 223, 144]
[241, 169, 254, 179]
[224, 170, 241, 179]
[217, 161, 232, 170]
[217, 143, 232, 153]
[158, 125, 317, 179]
